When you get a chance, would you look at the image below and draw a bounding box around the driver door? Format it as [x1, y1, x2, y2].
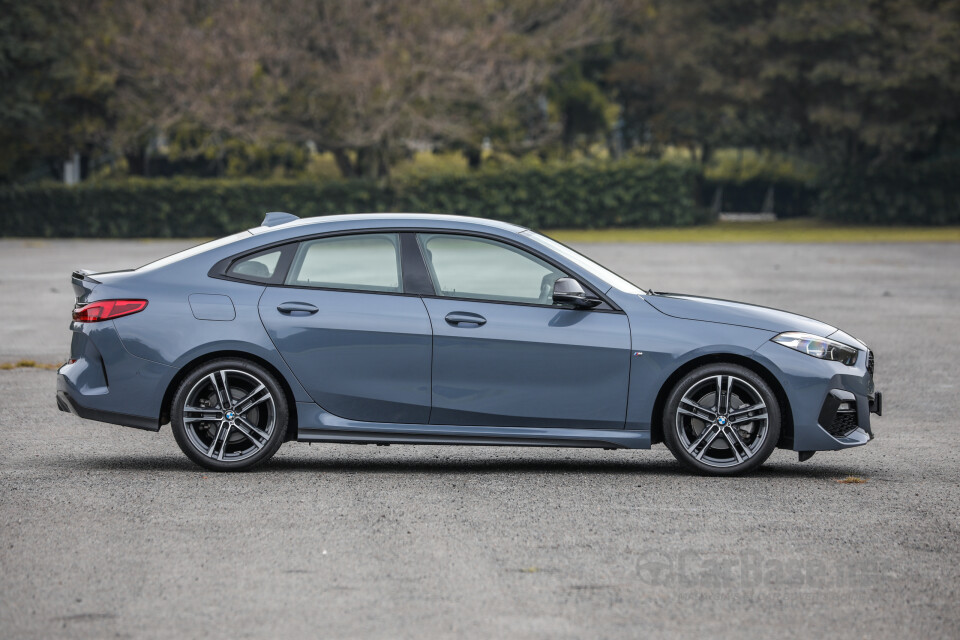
[418, 233, 631, 430]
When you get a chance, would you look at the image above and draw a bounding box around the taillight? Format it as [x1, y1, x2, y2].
[72, 299, 148, 323]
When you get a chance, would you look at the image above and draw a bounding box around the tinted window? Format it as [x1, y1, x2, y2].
[418, 234, 566, 304]
[286, 234, 402, 293]
[228, 249, 282, 281]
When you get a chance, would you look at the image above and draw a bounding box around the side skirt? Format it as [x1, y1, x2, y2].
[295, 402, 651, 449]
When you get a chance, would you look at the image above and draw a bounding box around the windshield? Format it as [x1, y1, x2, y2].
[137, 232, 252, 271]
[521, 230, 646, 295]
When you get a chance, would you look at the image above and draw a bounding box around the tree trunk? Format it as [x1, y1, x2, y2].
[465, 147, 482, 169]
[126, 151, 148, 176]
[333, 149, 356, 179]
[356, 147, 377, 178]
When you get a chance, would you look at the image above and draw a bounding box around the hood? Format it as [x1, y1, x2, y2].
[644, 293, 838, 336]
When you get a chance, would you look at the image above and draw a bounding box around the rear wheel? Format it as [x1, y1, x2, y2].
[663, 363, 780, 475]
[171, 358, 288, 471]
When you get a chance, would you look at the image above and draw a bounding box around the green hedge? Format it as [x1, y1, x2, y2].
[815, 159, 960, 225]
[0, 159, 706, 237]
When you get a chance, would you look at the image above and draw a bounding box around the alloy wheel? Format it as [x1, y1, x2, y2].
[674, 374, 769, 469]
[181, 369, 277, 463]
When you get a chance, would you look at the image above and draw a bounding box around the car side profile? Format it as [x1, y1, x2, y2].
[56, 212, 882, 474]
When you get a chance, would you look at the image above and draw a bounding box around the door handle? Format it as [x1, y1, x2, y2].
[445, 311, 486, 327]
[277, 302, 319, 315]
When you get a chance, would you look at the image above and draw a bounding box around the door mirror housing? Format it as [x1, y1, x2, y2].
[553, 277, 602, 308]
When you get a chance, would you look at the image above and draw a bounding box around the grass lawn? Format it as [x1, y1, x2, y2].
[545, 218, 960, 243]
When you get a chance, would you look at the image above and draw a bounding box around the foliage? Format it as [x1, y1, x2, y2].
[2, 0, 959, 226]
[704, 149, 818, 185]
[0, 159, 705, 237]
[0, 1, 112, 178]
[815, 158, 960, 225]
[548, 219, 960, 243]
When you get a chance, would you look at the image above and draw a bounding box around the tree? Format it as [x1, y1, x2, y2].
[0, 0, 113, 181]
[100, 0, 615, 178]
[607, 0, 960, 167]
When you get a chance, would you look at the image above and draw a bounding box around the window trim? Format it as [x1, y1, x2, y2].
[284, 232, 404, 294]
[213, 244, 297, 286]
[415, 232, 583, 308]
[207, 227, 621, 311]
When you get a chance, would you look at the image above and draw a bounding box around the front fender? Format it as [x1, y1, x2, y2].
[623, 298, 776, 434]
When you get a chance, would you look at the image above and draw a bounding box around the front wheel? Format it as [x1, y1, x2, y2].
[663, 364, 780, 475]
[171, 358, 289, 471]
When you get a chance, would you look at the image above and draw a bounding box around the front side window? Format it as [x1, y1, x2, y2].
[286, 233, 402, 293]
[418, 233, 567, 305]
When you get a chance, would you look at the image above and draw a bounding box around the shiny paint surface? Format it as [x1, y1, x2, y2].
[57, 213, 879, 454]
[422, 297, 631, 429]
[644, 293, 837, 336]
[259, 287, 432, 423]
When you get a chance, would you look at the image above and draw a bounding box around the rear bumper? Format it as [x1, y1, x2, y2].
[55, 319, 174, 431]
[56, 384, 159, 431]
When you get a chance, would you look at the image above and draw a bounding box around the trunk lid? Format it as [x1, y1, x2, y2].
[71, 269, 101, 302]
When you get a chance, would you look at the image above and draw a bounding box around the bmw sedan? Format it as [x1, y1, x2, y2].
[57, 212, 882, 474]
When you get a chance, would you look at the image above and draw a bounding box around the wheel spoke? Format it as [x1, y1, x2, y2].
[234, 384, 269, 415]
[723, 430, 743, 463]
[723, 375, 734, 414]
[219, 370, 232, 407]
[183, 406, 223, 422]
[729, 403, 765, 418]
[206, 422, 226, 457]
[714, 376, 723, 413]
[208, 373, 231, 409]
[216, 424, 232, 460]
[679, 397, 717, 421]
[694, 428, 721, 460]
[725, 427, 754, 461]
[234, 416, 268, 449]
[184, 406, 222, 415]
[730, 412, 767, 425]
[685, 424, 715, 453]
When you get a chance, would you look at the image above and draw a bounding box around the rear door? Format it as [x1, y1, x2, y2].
[257, 233, 432, 424]
[417, 233, 631, 429]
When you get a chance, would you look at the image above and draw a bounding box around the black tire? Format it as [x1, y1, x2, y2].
[170, 358, 288, 471]
[662, 363, 780, 475]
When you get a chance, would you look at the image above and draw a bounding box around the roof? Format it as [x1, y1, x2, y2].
[249, 212, 527, 235]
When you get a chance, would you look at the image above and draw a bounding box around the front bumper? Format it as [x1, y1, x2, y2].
[754, 341, 882, 452]
[870, 391, 883, 416]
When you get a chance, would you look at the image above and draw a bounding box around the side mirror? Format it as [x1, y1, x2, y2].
[553, 277, 602, 308]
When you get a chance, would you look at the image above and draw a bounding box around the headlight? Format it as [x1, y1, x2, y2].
[771, 332, 859, 365]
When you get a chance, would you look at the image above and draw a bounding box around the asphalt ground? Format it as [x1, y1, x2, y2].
[1, 238, 958, 639]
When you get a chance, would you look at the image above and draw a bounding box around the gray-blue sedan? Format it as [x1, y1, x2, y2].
[57, 213, 882, 474]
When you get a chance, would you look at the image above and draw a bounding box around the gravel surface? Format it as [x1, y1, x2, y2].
[1, 238, 958, 639]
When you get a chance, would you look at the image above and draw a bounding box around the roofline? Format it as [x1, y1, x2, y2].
[249, 213, 528, 235]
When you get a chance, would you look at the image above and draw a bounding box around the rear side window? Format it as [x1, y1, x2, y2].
[228, 249, 283, 281]
[286, 233, 402, 293]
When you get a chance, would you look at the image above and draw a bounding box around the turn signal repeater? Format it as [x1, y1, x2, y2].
[72, 299, 148, 323]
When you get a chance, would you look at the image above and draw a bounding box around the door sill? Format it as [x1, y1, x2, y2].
[295, 402, 650, 449]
